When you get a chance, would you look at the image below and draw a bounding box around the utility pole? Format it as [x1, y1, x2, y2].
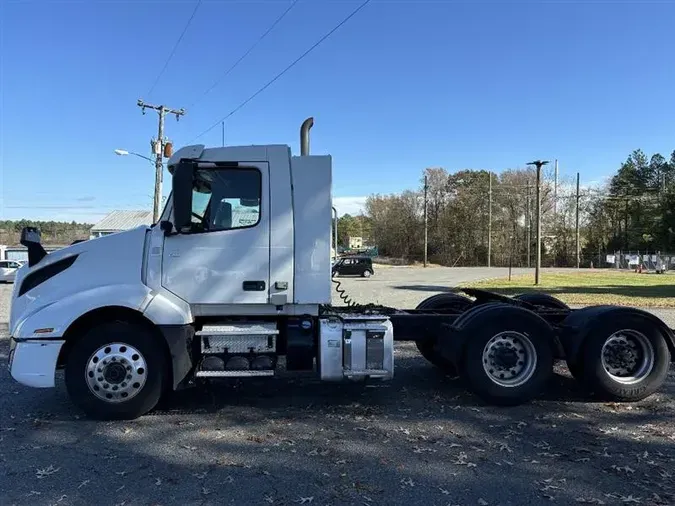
[553, 159, 558, 216]
[527, 160, 549, 285]
[137, 99, 185, 223]
[575, 172, 580, 269]
[526, 182, 531, 268]
[222, 121, 225, 147]
[423, 174, 428, 268]
[487, 171, 492, 268]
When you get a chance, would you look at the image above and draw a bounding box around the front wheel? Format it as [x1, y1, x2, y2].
[580, 317, 670, 402]
[362, 269, 372, 278]
[65, 321, 167, 420]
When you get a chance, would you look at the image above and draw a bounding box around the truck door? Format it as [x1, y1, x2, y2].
[161, 162, 271, 305]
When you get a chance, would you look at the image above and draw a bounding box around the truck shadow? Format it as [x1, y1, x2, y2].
[155, 355, 619, 417]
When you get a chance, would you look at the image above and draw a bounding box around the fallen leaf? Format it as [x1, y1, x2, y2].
[36, 465, 60, 479]
[498, 442, 512, 453]
[400, 477, 414, 487]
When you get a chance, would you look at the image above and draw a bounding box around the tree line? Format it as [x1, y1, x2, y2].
[0, 220, 92, 246]
[339, 149, 675, 267]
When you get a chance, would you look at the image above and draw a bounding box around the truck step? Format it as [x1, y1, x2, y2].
[195, 370, 275, 378]
[197, 322, 279, 337]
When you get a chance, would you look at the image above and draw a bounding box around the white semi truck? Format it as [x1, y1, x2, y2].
[7, 119, 673, 420]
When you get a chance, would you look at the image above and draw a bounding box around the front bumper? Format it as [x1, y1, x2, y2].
[8, 337, 64, 388]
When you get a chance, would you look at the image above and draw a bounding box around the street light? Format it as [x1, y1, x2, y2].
[114, 149, 154, 164]
[115, 148, 167, 224]
[526, 160, 550, 285]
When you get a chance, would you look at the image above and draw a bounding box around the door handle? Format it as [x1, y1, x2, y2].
[243, 281, 266, 291]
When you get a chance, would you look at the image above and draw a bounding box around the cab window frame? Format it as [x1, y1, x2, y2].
[189, 166, 262, 234]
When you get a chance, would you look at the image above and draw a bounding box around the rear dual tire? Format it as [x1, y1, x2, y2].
[568, 314, 670, 402]
[459, 308, 554, 406]
[415, 294, 555, 405]
[415, 293, 473, 376]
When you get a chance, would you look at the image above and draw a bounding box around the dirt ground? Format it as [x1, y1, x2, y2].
[2, 269, 675, 506]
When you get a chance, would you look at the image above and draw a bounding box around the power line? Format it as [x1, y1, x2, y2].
[189, 0, 372, 143]
[188, 0, 300, 109]
[146, 0, 203, 98]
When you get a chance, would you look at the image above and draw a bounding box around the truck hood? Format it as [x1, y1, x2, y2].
[10, 226, 150, 335]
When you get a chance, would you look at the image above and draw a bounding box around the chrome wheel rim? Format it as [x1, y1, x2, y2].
[601, 330, 654, 384]
[482, 331, 537, 387]
[86, 343, 147, 403]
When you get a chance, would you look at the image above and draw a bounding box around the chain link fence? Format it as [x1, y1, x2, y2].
[602, 251, 674, 272]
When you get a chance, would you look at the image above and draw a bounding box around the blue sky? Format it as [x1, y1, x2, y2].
[1, 0, 674, 222]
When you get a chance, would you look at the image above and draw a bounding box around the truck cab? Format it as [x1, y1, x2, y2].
[7, 124, 395, 420]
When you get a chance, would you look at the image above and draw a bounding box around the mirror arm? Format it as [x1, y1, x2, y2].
[160, 221, 175, 237]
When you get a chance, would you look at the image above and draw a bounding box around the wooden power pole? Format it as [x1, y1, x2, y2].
[527, 160, 549, 285]
[487, 171, 492, 268]
[575, 172, 580, 269]
[137, 100, 185, 223]
[423, 174, 428, 267]
[526, 182, 531, 268]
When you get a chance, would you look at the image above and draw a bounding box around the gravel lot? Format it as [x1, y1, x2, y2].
[2, 268, 675, 506]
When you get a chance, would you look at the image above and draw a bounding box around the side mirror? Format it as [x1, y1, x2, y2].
[172, 160, 194, 233]
[20, 226, 47, 267]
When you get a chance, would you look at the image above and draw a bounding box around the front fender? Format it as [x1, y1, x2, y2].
[13, 284, 153, 339]
[142, 291, 192, 326]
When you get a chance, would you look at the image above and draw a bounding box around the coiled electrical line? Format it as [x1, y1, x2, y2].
[332, 277, 358, 307]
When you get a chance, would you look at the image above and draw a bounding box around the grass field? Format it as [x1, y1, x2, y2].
[467, 269, 675, 308]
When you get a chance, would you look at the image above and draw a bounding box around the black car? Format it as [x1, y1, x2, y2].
[332, 256, 374, 278]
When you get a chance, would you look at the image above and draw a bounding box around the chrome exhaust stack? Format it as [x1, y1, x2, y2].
[300, 117, 314, 156]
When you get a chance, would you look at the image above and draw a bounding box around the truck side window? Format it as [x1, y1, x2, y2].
[191, 168, 261, 232]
